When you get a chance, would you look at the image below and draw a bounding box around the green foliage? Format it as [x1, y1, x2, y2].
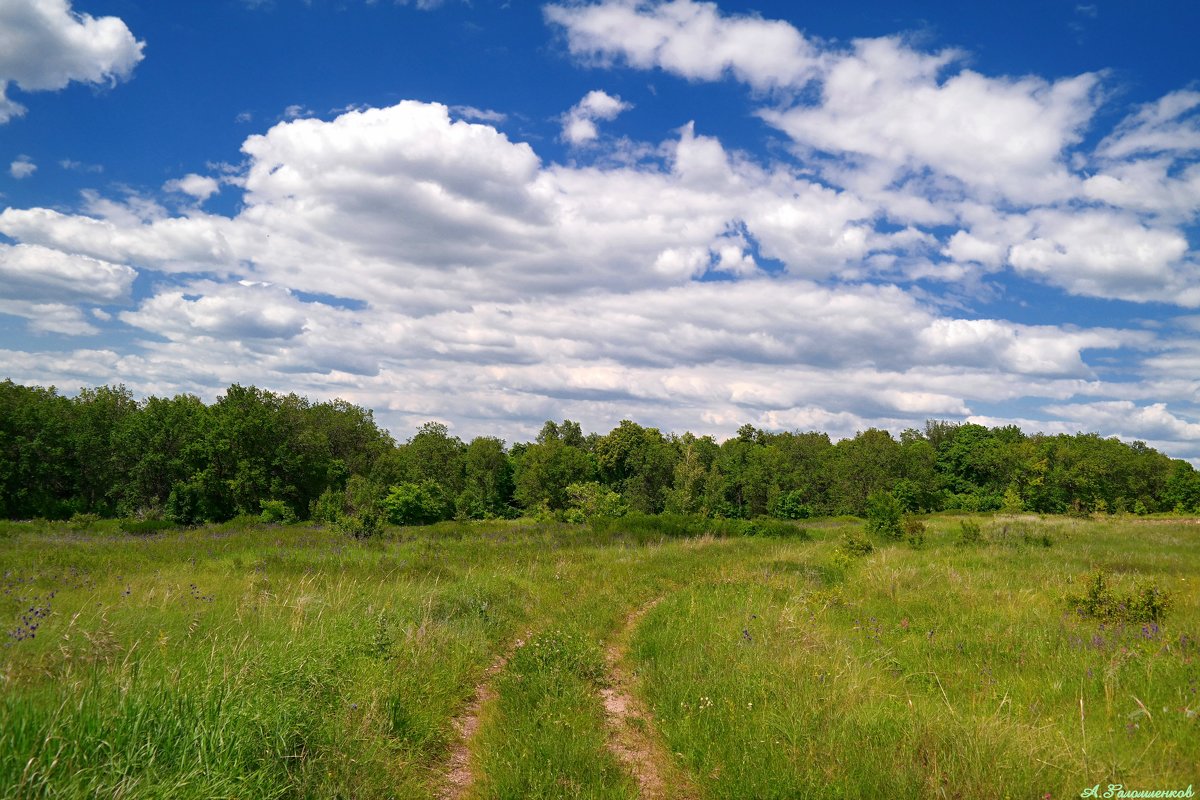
[395, 422, 466, 497]
[258, 499, 297, 525]
[68, 512, 100, 531]
[0, 380, 1193, 528]
[1000, 485, 1025, 514]
[771, 489, 813, 519]
[335, 509, 382, 539]
[842, 527, 874, 557]
[742, 517, 809, 538]
[513, 438, 595, 511]
[588, 512, 709, 538]
[381, 482, 450, 526]
[462, 436, 514, 518]
[864, 490, 903, 540]
[594, 420, 676, 513]
[1068, 570, 1174, 623]
[309, 488, 344, 524]
[957, 519, 984, 546]
[902, 517, 926, 548]
[564, 481, 627, 522]
[828, 429, 902, 515]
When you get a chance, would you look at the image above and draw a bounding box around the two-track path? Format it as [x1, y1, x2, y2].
[436, 596, 696, 799]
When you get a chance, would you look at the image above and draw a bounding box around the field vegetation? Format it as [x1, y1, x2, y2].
[2, 513, 1196, 799]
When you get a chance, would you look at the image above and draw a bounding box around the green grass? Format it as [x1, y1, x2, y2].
[1, 515, 1197, 799]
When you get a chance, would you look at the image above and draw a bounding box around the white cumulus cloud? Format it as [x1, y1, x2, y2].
[545, 0, 820, 90]
[0, 0, 144, 124]
[0, 242, 135, 304]
[561, 89, 632, 145]
[164, 173, 221, 202]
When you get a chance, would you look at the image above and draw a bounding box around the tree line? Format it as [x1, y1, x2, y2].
[2, 380, 1199, 525]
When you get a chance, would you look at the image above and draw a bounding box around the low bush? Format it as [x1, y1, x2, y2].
[564, 482, 627, 522]
[336, 510, 383, 539]
[382, 481, 451, 526]
[1068, 569, 1173, 623]
[842, 528, 874, 557]
[67, 512, 100, 531]
[903, 517, 926, 548]
[309, 488, 343, 523]
[747, 517, 810, 538]
[771, 490, 814, 520]
[258, 499, 297, 525]
[957, 519, 984, 545]
[865, 491, 903, 540]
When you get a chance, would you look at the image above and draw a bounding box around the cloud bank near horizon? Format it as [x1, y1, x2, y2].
[1, 0, 1199, 461]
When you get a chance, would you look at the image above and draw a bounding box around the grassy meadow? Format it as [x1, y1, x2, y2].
[1, 514, 1197, 799]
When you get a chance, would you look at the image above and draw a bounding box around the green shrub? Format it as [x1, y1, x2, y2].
[67, 512, 100, 531]
[565, 481, 627, 521]
[747, 517, 809, 538]
[1127, 582, 1174, 622]
[336, 510, 383, 539]
[957, 519, 983, 545]
[865, 491, 903, 540]
[310, 488, 344, 523]
[771, 490, 813, 520]
[1000, 486, 1025, 514]
[589, 512, 708, 538]
[842, 528, 874, 557]
[382, 481, 450, 526]
[903, 517, 926, 548]
[1068, 570, 1173, 623]
[258, 499, 297, 525]
[829, 548, 854, 576]
[164, 479, 208, 525]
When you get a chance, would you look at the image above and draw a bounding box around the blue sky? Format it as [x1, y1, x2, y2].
[1, 0, 1199, 460]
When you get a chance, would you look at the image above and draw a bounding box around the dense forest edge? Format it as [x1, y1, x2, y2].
[3, 379, 1200, 529]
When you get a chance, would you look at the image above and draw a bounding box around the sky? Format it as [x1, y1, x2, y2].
[1, 0, 1199, 460]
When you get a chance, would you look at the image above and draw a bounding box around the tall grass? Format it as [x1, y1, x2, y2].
[1, 515, 1196, 798]
[629, 516, 1200, 798]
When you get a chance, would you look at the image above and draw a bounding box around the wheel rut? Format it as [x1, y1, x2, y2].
[601, 597, 698, 800]
[438, 632, 528, 800]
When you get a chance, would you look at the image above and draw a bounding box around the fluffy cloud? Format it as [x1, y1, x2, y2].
[0, 0, 144, 123]
[0, 85, 1188, 450]
[548, 2, 1099, 205]
[164, 174, 221, 202]
[0, 207, 238, 272]
[548, 1, 1200, 310]
[0, 243, 135, 304]
[1006, 209, 1198, 304]
[120, 281, 313, 343]
[761, 38, 1099, 205]
[561, 89, 631, 145]
[9, 155, 36, 179]
[545, 0, 819, 90]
